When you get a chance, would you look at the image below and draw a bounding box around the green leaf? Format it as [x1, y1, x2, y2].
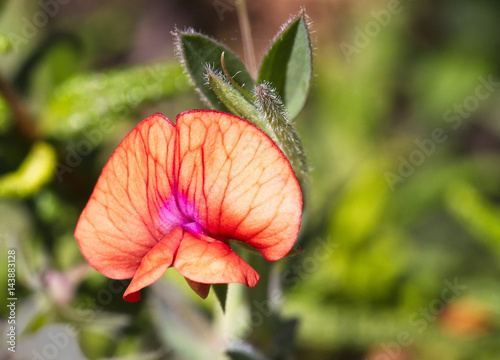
[258, 11, 312, 119]
[39, 62, 189, 138]
[175, 30, 255, 111]
[226, 340, 271, 360]
[0, 95, 11, 133]
[15, 324, 89, 360]
[0, 142, 56, 198]
[150, 281, 224, 360]
[0, 33, 12, 53]
[28, 37, 81, 109]
[446, 181, 500, 258]
[212, 283, 228, 312]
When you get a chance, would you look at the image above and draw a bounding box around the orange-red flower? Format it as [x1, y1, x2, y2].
[75, 110, 302, 301]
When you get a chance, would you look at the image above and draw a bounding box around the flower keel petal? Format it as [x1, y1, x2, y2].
[184, 278, 211, 299]
[173, 230, 259, 287]
[123, 226, 184, 302]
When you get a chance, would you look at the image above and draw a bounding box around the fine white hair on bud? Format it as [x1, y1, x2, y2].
[254, 83, 308, 186]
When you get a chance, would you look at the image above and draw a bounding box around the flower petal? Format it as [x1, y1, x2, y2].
[175, 110, 302, 261]
[184, 278, 211, 299]
[123, 226, 184, 302]
[75, 114, 185, 279]
[173, 230, 259, 287]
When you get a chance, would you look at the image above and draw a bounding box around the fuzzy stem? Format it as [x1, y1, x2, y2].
[235, 0, 257, 79]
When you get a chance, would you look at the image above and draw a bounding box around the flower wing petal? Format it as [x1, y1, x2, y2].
[173, 230, 259, 287]
[175, 110, 302, 261]
[123, 226, 184, 302]
[75, 114, 183, 279]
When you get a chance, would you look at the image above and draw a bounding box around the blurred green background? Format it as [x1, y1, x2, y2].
[1, 0, 500, 359]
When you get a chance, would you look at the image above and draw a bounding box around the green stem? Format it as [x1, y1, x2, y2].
[0, 73, 37, 141]
[235, 0, 257, 79]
